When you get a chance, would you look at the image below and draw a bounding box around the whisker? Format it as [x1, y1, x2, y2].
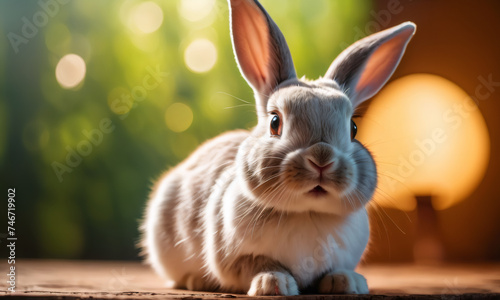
[215, 91, 251, 104]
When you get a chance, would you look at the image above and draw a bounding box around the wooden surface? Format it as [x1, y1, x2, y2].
[1, 260, 500, 299]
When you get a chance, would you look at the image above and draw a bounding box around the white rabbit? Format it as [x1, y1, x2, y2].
[141, 0, 415, 295]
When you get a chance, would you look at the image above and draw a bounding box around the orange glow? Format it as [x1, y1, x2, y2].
[358, 74, 490, 211]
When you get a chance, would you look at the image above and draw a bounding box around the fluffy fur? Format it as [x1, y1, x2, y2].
[141, 0, 415, 295]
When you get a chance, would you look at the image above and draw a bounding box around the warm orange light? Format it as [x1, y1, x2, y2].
[358, 74, 490, 211]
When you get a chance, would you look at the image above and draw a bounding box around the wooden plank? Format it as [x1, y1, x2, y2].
[1, 260, 499, 299]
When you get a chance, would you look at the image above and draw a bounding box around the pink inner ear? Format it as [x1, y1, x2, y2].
[355, 26, 414, 101]
[232, 0, 271, 90]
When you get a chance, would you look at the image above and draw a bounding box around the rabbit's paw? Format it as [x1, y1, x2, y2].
[247, 271, 299, 296]
[318, 270, 368, 294]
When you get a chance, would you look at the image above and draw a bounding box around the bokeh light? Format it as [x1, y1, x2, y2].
[165, 102, 194, 132]
[55, 54, 86, 89]
[184, 39, 218, 73]
[129, 1, 164, 34]
[179, 0, 216, 22]
[358, 74, 490, 211]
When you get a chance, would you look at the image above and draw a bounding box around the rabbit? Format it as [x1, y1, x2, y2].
[141, 0, 415, 296]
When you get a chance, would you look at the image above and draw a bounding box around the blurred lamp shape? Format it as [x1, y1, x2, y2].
[184, 39, 218, 73]
[129, 1, 164, 34]
[179, 0, 216, 22]
[55, 54, 86, 89]
[358, 74, 490, 211]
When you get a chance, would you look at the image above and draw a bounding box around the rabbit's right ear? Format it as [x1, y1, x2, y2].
[325, 22, 416, 108]
[229, 0, 296, 115]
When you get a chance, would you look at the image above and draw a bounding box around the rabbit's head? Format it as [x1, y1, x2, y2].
[229, 0, 415, 215]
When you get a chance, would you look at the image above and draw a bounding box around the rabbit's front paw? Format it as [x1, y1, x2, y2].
[247, 271, 299, 296]
[318, 270, 368, 294]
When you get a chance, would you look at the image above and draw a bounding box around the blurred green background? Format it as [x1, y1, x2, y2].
[0, 0, 372, 259]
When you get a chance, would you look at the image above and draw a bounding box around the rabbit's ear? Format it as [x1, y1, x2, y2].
[229, 0, 296, 113]
[325, 22, 416, 108]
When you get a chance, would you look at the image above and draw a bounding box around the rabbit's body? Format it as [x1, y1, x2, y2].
[142, 0, 415, 295]
[145, 128, 370, 292]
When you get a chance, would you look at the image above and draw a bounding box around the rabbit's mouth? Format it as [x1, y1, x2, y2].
[308, 185, 328, 197]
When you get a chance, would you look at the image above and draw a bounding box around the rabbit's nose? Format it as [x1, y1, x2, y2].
[307, 159, 334, 175]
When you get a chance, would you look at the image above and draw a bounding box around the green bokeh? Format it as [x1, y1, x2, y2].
[0, 0, 371, 259]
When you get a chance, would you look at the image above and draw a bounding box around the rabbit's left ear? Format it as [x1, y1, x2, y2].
[325, 22, 416, 108]
[229, 0, 296, 115]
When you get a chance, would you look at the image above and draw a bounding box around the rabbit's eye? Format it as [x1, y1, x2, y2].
[351, 119, 357, 140]
[270, 112, 282, 137]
